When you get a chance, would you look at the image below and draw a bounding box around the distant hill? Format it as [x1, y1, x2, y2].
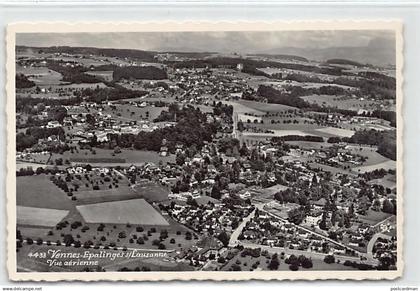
[260, 44, 395, 67]
[326, 59, 364, 67]
[161, 51, 217, 58]
[16, 46, 156, 62]
[248, 54, 308, 62]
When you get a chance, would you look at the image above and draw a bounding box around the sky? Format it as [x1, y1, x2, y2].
[16, 30, 396, 65]
[16, 30, 394, 52]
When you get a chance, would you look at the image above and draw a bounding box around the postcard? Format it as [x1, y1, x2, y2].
[6, 21, 403, 281]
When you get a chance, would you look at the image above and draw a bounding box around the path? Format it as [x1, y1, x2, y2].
[366, 233, 392, 256]
[228, 209, 255, 247]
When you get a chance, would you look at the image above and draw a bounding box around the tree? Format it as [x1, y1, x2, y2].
[211, 183, 222, 200]
[372, 199, 382, 211]
[289, 263, 299, 271]
[268, 254, 280, 270]
[288, 207, 306, 225]
[185, 232, 192, 240]
[160, 229, 168, 240]
[35, 167, 45, 175]
[319, 212, 328, 230]
[176, 152, 186, 166]
[217, 231, 230, 247]
[63, 234, 74, 246]
[237, 120, 244, 132]
[300, 256, 313, 269]
[382, 199, 396, 214]
[324, 255, 335, 264]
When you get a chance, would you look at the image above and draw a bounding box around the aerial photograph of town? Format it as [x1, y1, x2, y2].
[13, 30, 399, 273]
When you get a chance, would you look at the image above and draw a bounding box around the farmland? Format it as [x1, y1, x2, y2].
[76, 199, 169, 225]
[16, 175, 73, 210]
[17, 206, 69, 227]
[16, 65, 64, 86]
[353, 160, 396, 173]
[133, 183, 170, 202]
[52, 148, 175, 165]
[301, 94, 395, 112]
[101, 103, 168, 122]
[220, 251, 354, 271]
[72, 187, 140, 205]
[358, 210, 394, 226]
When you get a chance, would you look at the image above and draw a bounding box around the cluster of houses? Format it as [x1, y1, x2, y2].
[171, 68, 252, 104]
[165, 202, 253, 236]
[238, 210, 354, 257]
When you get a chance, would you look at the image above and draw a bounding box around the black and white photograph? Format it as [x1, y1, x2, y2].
[7, 22, 403, 281]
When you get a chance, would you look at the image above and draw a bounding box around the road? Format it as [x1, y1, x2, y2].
[228, 209, 255, 247]
[366, 233, 392, 256]
[372, 215, 395, 228]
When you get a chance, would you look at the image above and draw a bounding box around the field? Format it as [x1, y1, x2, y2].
[220, 251, 354, 271]
[17, 226, 50, 238]
[85, 70, 113, 81]
[265, 203, 300, 219]
[301, 94, 395, 112]
[17, 152, 51, 164]
[286, 141, 331, 149]
[17, 206, 69, 227]
[105, 255, 194, 272]
[16, 65, 64, 86]
[55, 148, 175, 165]
[101, 103, 167, 122]
[314, 127, 354, 138]
[235, 100, 296, 113]
[242, 120, 353, 139]
[242, 130, 311, 138]
[358, 210, 393, 226]
[353, 160, 396, 173]
[57, 83, 108, 89]
[74, 186, 141, 205]
[16, 175, 73, 210]
[76, 199, 169, 225]
[368, 174, 396, 189]
[308, 162, 353, 175]
[133, 183, 170, 202]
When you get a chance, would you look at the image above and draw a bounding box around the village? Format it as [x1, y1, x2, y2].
[15, 45, 397, 272]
